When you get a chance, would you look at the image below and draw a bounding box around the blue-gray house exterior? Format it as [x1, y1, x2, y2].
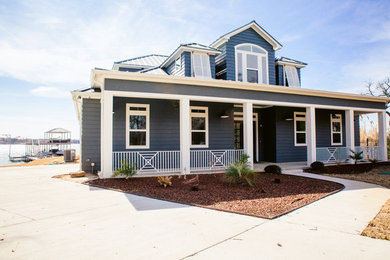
[72, 21, 388, 177]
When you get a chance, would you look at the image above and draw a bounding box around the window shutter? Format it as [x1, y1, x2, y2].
[285, 66, 300, 87]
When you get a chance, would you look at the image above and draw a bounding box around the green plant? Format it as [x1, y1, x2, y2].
[112, 160, 137, 179]
[348, 149, 363, 165]
[224, 154, 257, 186]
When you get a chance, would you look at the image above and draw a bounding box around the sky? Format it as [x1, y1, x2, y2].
[0, 0, 389, 139]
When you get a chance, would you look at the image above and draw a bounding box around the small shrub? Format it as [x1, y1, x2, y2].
[264, 165, 282, 174]
[112, 160, 137, 179]
[349, 149, 363, 165]
[368, 158, 378, 164]
[157, 176, 172, 188]
[310, 161, 325, 171]
[224, 153, 257, 186]
[274, 178, 281, 184]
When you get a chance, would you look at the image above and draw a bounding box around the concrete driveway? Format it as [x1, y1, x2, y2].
[0, 165, 389, 259]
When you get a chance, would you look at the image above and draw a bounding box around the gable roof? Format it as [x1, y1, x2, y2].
[210, 20, 283, 51]
[113, 54, 168, 70]
[139, 67, 168, 75]
[276, 56, 307, 68]
[160, 43, 222, 68]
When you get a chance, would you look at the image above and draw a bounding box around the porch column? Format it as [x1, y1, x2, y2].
[101, 92, 113, 178]
[243, 102, 253, 168]
[306, 106, 316, 165]
[378, 111, 388, 161]
[345, 109, 355, 152]
[180, 98, 191, 174]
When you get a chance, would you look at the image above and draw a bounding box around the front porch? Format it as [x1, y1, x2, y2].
[99, 91, 388, 178]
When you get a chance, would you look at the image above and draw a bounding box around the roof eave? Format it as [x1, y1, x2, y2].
[160, 46, 222, 68]
[276, 60, 307, 68]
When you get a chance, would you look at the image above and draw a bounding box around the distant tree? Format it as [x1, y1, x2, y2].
[366, 77, 390, 116]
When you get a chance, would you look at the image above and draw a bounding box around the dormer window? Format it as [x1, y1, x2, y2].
[284, 66, 300, 87]
[192, 53, 211, 78]
[235, 44, 268, 84]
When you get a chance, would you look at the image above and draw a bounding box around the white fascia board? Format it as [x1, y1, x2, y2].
[91, 69, 390, 104]
[112, 63, 154, 70]
[210, 22, 282, 51]
[276, 60, 307, 68]
[161, 46, 221, 68]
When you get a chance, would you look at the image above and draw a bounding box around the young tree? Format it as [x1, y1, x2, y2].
[366, 77, 390, 116]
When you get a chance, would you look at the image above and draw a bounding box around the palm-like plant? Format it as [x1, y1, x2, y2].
[349, 149, 363, 165]
[112, 160, 137, 179]
[224, 154, 257, 186]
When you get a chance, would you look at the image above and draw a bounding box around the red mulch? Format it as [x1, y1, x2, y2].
[87, 173, 344, 219]
[305, 161, 390, 175]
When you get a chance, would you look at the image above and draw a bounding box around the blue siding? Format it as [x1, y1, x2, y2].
[297, 68, 301, 86]
[113, 97, 180, 151]
[354, 115, 360, 147]
[316, 109, 346, 148]
[224, 28, 276, 84]
[105, 79, 386, 110]
[112, 98, 234, 152]
[210, 55, 216, 79]
[81, 99, 101, 172]
[215, 43, 226, 80]
[183, 52, 192, 77]
[165, 52, 186, 76]
[276, 65, 284, 86]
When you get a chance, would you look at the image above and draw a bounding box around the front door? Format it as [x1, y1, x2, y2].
[234, 113, 258, 162]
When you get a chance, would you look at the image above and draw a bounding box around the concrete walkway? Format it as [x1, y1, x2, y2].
[0, 165, 389, 259]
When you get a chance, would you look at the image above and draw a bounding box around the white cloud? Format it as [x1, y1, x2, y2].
[30, 86, 70, 99]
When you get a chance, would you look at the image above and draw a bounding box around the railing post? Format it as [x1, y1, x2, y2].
[378, 111, 388, 161]
[180, 98, 191, 174]
[243, 102, 253, 168]
[101, 91, 113, 178]
[306, 106, 316, 165]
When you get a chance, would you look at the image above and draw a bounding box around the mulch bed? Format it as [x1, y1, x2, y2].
[362, 199, 390, 241]
[87, 173, 344, 219]
[304, 161, 390, 175]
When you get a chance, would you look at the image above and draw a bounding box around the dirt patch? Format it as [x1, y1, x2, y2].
[362, 199, 390, 241]
[0, 156, 80, 168]
[305, 163, 390, 189]
[87, 173, 344, 219]
[52, 172, 97, 184]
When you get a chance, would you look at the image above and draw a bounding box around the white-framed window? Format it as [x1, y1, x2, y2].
[331, 114, 343, 145]
[175, 56, 181, 72]
[294, 112, 306, 146]
[235, 43, 268, 84]
[190, 106, 208, 148]
[126, 104, 150, 149]
[284, 66, 300, 87]
[192, 53, 211, 78]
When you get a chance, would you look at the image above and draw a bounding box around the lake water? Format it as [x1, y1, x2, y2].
[0, 144, 80, 166]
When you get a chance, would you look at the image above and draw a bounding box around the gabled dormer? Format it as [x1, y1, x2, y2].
[160, 43, 221, 78]
[211, 21, 282, 85]
[275, 57, 307, 87]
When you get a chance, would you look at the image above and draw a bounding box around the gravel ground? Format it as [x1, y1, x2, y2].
[362, 199, 390, 240]
[87, 173, 344, 219]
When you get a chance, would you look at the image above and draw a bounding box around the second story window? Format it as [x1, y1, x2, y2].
[235, 44, 268, 84]
[284, 66, 300, 87]
[192, 53, 211, 78]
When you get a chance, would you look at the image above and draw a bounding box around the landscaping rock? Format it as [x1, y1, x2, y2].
[70, 171, 86, 178]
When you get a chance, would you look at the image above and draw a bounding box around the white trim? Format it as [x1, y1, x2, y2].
[190, 106, 209, 148]
[345, 110, 355, 152]
[276, 60, 306, 68]
[102, 90, 387, 114]
[330, 113, 343, 146]
[378, 111, 388, 161]
[243, 102, 254, 167]
[306, 107, 316, 165]
[294, 112, 307, 146]
[234, 112, 259, 162]
[91, 69, 390, 103]
[180, 98, 191, 174]
[126, 103, 150, 149]
[235, 43, 269, 84]
[210, 21, 282, 51]
[101, 92, 113, 178]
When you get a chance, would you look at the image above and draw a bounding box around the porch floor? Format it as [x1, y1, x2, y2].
[254, 161, 307, 171]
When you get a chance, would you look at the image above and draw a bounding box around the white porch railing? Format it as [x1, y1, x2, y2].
[316, 146, 381, 163]
[190, 149, 244, 172]
[113, 151, 181, 174]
